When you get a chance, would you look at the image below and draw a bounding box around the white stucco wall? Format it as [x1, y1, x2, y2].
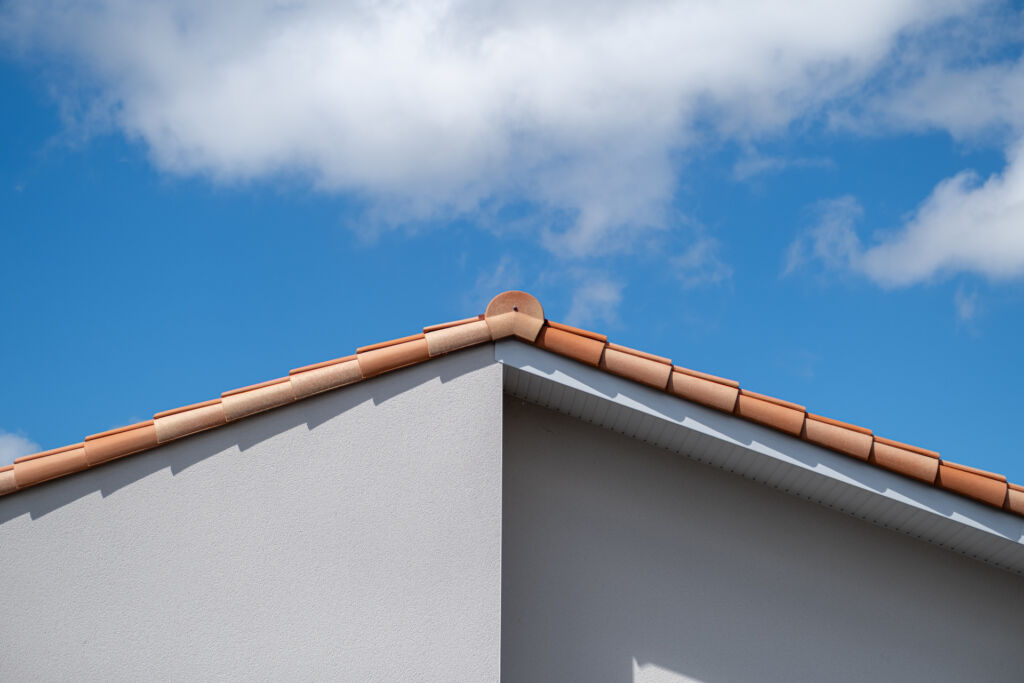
[501, 397, 1024, 683]
[0, 346, 503, 682]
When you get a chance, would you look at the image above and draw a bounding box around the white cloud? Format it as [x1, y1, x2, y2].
[0, 0, 975, 256]
[858, 140, 1024, 286]
[787, 141, 1024, 287]
[803, 13, 1024, 288]
[566, 275, 623, 327]
[0, 430, 39, 466]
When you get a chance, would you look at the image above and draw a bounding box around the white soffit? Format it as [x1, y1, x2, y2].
[494, 340, 1024, 576]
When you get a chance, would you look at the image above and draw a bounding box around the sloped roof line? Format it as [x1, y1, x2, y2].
[1, 291, 1021, 517]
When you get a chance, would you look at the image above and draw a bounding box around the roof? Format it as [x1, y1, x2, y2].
[1, 290, 1022, 518]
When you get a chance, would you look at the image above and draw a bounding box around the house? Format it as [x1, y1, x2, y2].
[1, 290, 1022, 681]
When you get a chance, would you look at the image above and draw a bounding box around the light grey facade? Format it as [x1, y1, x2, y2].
[0, 346, 503, 682]
[1, 343, 1022, 682]
[502, 397, 1024, 683]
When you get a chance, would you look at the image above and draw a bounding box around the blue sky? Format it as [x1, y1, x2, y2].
[2, 1, 1024, 483]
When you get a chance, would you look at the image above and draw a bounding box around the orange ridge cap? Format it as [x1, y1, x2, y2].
[423, 315, 485, 333]
[940, 460, 1006, 482]
[605, 342, 671, 365]
[222, 376, 291, 397]
[0, 464, 13, 473]
[14, 442, 85, 464]
[85, 420, 156, 441]
[289, 355, 358, 375]
[357, 333, 425, 354]
[739, 389, 805, 412]
[672, 365, 739, 388]
[154, 398, 223, 419]
[806, 413, 872, 435]
[544, 320, 607, 342]
[874, 435, 939, 459]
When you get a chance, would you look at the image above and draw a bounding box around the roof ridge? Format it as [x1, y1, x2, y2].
[1, 290, 1020, 519]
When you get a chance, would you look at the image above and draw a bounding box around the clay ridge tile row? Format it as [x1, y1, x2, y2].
[0, 293, 545, 498]
[523, 317, 1022, 516]
[2, 289, 1022, 520]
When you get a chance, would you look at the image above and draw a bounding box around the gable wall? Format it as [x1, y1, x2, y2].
[501, 397, 1024, 683]
[0, 346, 502, 681]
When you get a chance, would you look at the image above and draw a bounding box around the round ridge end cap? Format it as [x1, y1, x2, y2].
[484, 290, 545, 341]
[485, 290, 544, 320]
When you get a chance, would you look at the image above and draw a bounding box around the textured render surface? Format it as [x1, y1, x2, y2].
[501, 398, 1024, 683]
[0, 347, 502, 682]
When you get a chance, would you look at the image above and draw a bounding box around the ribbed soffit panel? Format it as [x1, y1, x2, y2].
[496, 340, 1024, 576]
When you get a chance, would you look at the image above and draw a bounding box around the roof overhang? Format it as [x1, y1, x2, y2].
[496, 339, 1024, 575]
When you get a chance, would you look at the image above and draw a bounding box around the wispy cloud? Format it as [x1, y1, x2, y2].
[732, 154, 835, 181]
[566, 275, 624, 328]
[784, 196, 863, 277]
[954, 285, 980, 324]
[0, 0, 976, 256]
[470, 255, 524, 308]
[0, 430, 39, 466]
[673, 236, 733, 289]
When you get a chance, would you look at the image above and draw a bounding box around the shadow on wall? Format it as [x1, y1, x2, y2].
[0, 349, 491, 525]
[500, 398, 1024, 683]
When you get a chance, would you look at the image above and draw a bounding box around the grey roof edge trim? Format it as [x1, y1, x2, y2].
[495, 339, 1024, 574]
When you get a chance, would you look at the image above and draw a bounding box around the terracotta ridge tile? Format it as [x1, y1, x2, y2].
[154, 398, 227, 443]
[667, 369, 739, 413]
[937, 461, 1008, 508]
[85, 420, 156, 441]
[0, 464, 13, 473]
[154, 398, 223, 419]
[83, 421, 158, 466]
[423, 315, 485, 333]
[357, 333, 426, 354]
[221, 375, 297, 422]
[424, 318, 491, 357]
[940, 460, 1006, 482]
[735, 390, 806, 436]
[601, 344, 673, 389]
[534, 323, 606, 367]
[605, 342, 671, 365]
[222, 376, 291, 397]
[806, 413, 872, 435]
[545, 320, 607, 342]
[289, 355, 363, 399]
[13, 443, 89, 490]
[672, 365, 739, 388]
[289, 355, 358, 375]
[802, 414, 873, 461]
[874, 435, 939, 459]
[15, 443, 85, 464]
[870, 437, 939, 484]
[1006, 483, 1024, 516]
[739, 389, 805, 412]
[357, 335, 431, 378]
